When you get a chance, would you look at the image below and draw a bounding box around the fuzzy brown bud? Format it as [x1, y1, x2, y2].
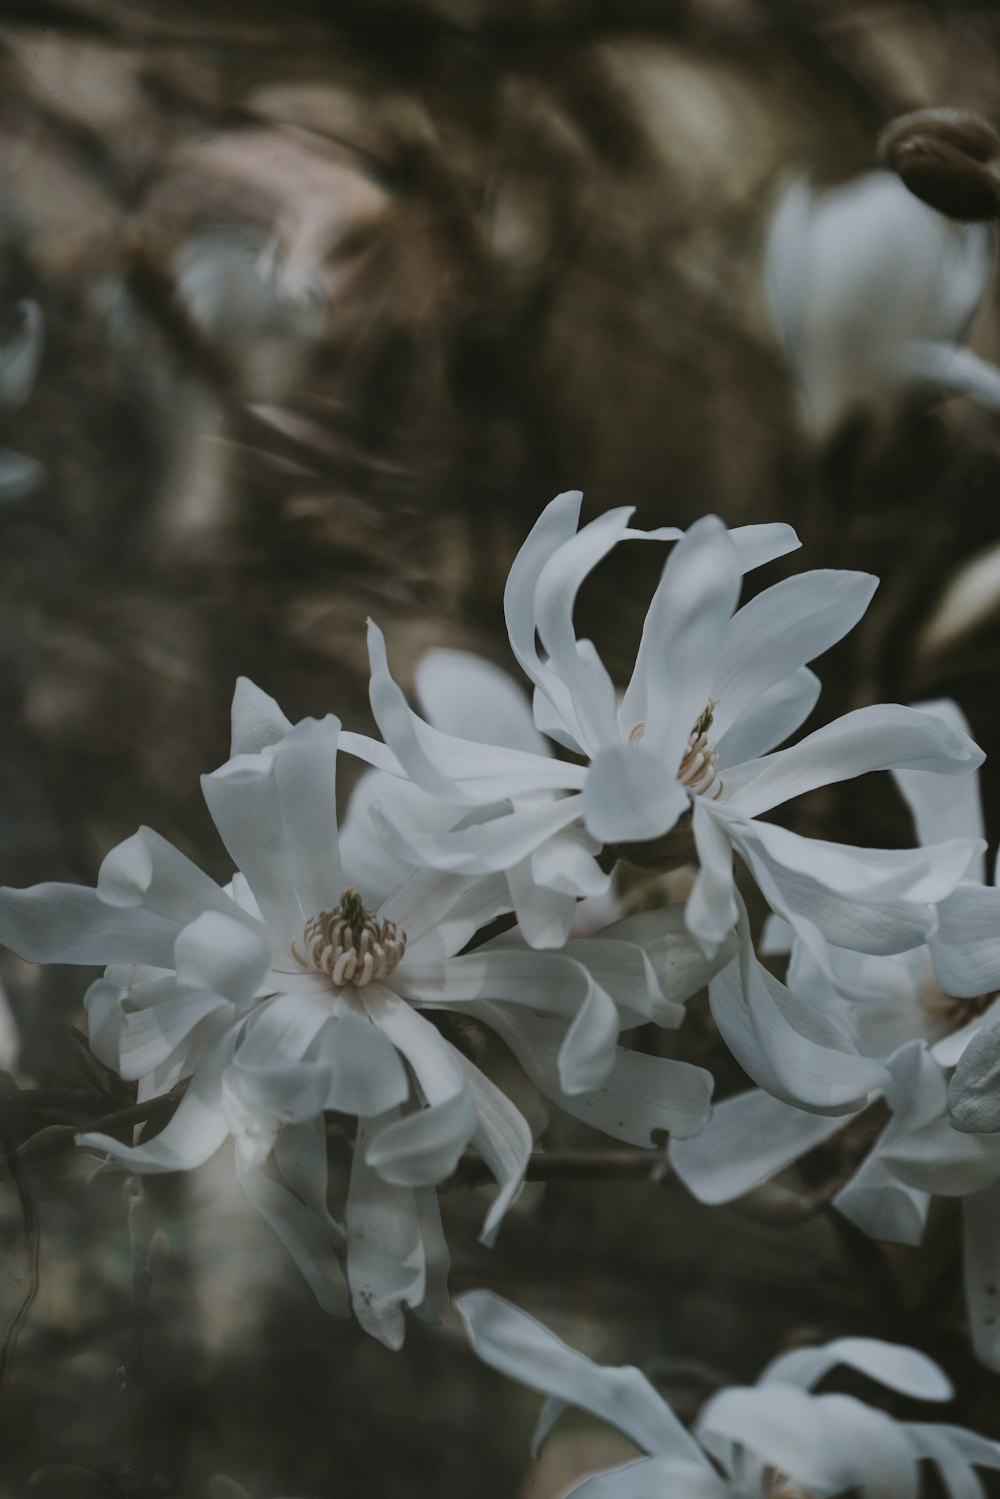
[878, 108, 1000, 221]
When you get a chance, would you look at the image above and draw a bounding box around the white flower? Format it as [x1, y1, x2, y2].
[348, 494, 983, 980]
[0, 678, 717, 1348]
[672, 703, 1000, 1366]
[458, 1290, 997, 1498]
[765, 171, 999, 438]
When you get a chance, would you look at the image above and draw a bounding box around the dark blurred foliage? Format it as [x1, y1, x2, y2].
[2, 1, 1000, 1495]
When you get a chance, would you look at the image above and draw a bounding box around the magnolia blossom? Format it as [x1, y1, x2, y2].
[0, 679, 721, 1348]
[347, 495, 982, 1106]
[765, 171, 1000, 438]
[672, 705, 1000, 1366]
[458, 1290, 999, 1498]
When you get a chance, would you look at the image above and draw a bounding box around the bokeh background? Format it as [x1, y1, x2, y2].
[3, 1, 1000, 1494]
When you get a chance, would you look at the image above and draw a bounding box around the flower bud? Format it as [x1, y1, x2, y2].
[878, 107, 1000, 221]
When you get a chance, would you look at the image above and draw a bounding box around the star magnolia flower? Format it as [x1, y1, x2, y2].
[672, 701, 1000, 1367]
[0, 680, 718, 1348]
[347, 494, 984, 983]
[458, 1290, 999, 1499]
[765, 171, 1000, 439]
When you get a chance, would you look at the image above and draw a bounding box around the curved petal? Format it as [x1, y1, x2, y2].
[726, 704, 984, 820]
[932, 885, 1000, 1000]
[475, 1001, 712, 1142]
[78, 1029, 235, 1172]
[711, 570, 877, 744]
[759, 1339, 952, 1400]
[447, 1041, 533, 1247]
[346, 1111, 427, 1349]
[670, 1088, 846, 1205]
[715, 667, 820, 768]
[236, 1139, 349, 1315]
[457, 1290, 702, 1461]
[362, 989, 478, 1185]
[320, 1008, 411, 1117]
[567, 1459, 729, 1499]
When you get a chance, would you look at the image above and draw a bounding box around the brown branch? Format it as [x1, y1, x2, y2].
[447, 1148, 670, 1189]
[5, 1085, 187, 1169]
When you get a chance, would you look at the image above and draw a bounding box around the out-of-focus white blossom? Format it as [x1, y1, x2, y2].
[459, 1290, 999, 1499]
[765, 171, 1000, 438]
[0, 295, 44, 499]
[0, 679, 716, 1348]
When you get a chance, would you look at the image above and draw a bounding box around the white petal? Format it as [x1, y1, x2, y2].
[727, 704, 984, 820]
[374, 794, 585, 877]
[685, 801, 738, 958]
[711, 570, 876, 744]
[173, 910, 271, 1006]
[697, 1386, 919, 1499]
[229, 677, 292, 756]
[759, 1339, 951, 1400]
[620, 516, 740, 772]
[363, 989, 478, 1185]
[567, 1460, 729, 1499]
[457, 1290, 702, 1460]
[531, 508, 632, 754]
[415, 649, 548, 755]
[670, 1088, 846, 1205]
[715, 667, 821, 768]
[117, 987, 231, 1081]
[475, 1001, 713, 1142]
[947, 1014, 1000, 1132]
[269, 714, 345, 921]
[339, 768, 465, 912]
[907, 1423, 998, 1499]
[582, 743, 688, 846]
[78, 1030, 235, 1172]
[932, 885, 1000, 1000]
[892, 700, 984, 865]
[725, 521, 801, 572]
[321, 1008, 411, 1117]
[0, 880, 179, 968]
[346, 1112, 426, 1349]
[447, 1042, 533, 1246]
[367, 619, 577, 802]
[236, 1139, 349, 1315]
[596, 905, 734, 1016]
[895, 339, 1000, 406]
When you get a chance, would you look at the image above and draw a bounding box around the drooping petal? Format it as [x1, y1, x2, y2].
[670, 1088, 846, 1205]
[907, 1422, 1000, 1499]
[504, 489, 585, 705]
[457, 1290, 703, 1461]
[346, 1111, 427, 1350]
[685, 800, 738, 958]
[77, 1029, 236, 1172]
[595, 905, 734, 1018]
[948, 1013, 1000, 1132]
[373, 794, 585, 879]
[319, 1008, 411, 1117]
[362, 988, 478, 1186]
[236, 1140, 349, 1316]
[892, 700, 985, 870]
[446, 1041, 533, 1247]
[725, 703, 984, 820]
[474, 1002, 713, 1142]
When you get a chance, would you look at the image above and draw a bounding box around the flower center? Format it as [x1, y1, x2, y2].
[292, 887, 407, 987]
[768, 1480, 814, 1499]
[629, 699, 721, 798]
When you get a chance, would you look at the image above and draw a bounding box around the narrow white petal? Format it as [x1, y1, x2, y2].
[582, 743, 688, 846]
[759, 1339, 951, 1400]
[670, 1088, 846, 1205]
[715, 667, 820, 768]
[229, 677, 292, 756]
[346, 1112, 426, 1349]
[415, 648, 549, 755]
[963, 1184, 1000, 1372]
[457, 1290, 702, 1460]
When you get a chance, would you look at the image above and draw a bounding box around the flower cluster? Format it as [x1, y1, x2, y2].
[0, 490, 991, 1356]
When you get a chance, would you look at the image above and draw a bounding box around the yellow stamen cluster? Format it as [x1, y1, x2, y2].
[292, 887, 407, 987]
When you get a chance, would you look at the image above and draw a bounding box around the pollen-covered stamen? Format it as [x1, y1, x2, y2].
[921, 985, 996, 1031]
[768, 1479, 815, 1499]
[628, 700, 721, 797]
[292, 886, 407, 987]
[677, 698, 721, 798]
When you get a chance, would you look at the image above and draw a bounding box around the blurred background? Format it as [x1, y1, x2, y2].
[3, 0, 1000, 1494]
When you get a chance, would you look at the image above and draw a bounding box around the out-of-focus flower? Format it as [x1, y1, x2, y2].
[350, 493, 983, 994]
[458, 1290, 998, 1498]
[0, 295, 44, 499]
[0, 680, 714, 1348]
[765, 171, 1000, 438]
